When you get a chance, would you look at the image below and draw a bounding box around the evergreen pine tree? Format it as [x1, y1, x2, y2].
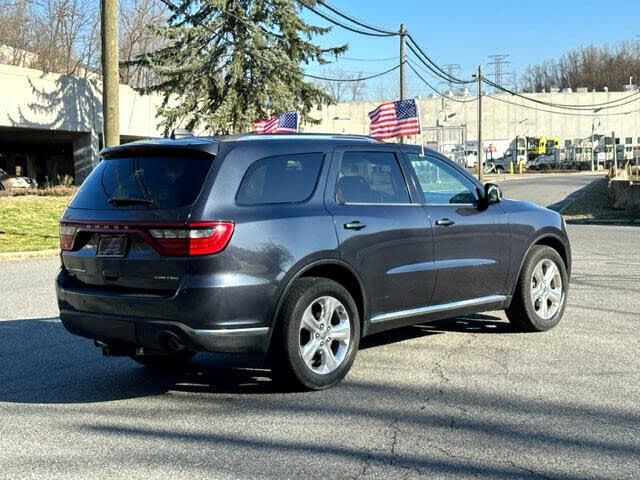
[130, 0, 346, 134]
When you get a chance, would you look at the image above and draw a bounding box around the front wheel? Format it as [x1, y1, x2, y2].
[506, 245, 568, 332]
[271, 277, 360, 390]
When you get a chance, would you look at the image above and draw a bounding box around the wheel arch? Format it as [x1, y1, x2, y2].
[269, 259, 368, 346]
[510, 232, 570, 297]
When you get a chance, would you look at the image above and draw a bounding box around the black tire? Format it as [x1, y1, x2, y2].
[495, 166, 505, 174]
[271, 277, 360, 391]
[129, 350, 195, 369]
[506, 245, 568, 332]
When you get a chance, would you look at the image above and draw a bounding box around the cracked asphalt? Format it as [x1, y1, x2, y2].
[0, 173, 638, 479]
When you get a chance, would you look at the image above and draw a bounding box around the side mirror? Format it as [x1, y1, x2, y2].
[477, 183, 502, 210]
[484, 182, 502, 204]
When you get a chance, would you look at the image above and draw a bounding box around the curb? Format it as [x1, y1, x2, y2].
[484, 171, 604, 182]
[0, 249, 59, 262]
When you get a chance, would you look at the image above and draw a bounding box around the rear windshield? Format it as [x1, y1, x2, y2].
[70, 154, 214, 210]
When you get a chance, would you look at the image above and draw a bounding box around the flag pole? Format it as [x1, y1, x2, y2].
[416, 99, 425, 157]
[295, 111, 300, 133]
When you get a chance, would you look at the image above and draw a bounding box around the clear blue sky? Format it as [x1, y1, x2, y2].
[304, 0, 640, 96]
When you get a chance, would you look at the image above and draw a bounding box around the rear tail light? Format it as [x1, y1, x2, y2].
[148, 222, 234, 256]
[59, 224, 78, 250]
[58, 221, 234, 256]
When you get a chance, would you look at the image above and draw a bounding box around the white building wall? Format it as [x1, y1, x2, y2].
[0, 61, 639, 180]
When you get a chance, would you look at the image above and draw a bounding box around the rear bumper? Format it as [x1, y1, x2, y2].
[56, 268, 275, 353]
[59, 309, 271, 353]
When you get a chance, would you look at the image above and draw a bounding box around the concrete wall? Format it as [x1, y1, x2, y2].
[1, 61, 639, 181]
[306, 92, 640, 145]
[0, 63, 165, 181]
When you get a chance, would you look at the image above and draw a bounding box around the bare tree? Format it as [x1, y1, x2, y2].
[522, 41, 640, 92]
[317, 68, 366, 103]
[118, 0, 167, 87]
[0, 0, 37, 67]
[371, 79, 395, 102]
[31, 0, 100, 76]
[0, 0, 166, 84]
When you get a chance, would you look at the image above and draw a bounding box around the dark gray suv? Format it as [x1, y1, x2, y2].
[56, 134, 571, 390]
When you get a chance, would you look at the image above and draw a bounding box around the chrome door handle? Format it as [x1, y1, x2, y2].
[344, 221, 366, 230]
[435, 218, 455, 227]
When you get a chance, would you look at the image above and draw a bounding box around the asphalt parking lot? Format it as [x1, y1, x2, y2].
[0, 173, 638, 479]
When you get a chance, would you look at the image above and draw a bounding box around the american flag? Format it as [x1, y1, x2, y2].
[252, 111, 299, 134]
[368, 99, 421, 140]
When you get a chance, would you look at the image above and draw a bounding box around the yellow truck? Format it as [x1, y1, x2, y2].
[527, 136, 560, 159]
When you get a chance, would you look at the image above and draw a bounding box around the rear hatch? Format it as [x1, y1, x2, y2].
[60, 149, 229, 295]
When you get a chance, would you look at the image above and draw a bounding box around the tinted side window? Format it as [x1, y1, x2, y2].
[236, 153, 324, 205]
[336, 151, 410, 204]
[406, 153, 478, 204]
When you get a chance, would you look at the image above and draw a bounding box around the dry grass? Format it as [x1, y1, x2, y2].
[0, 186, 77, 197]
[561, 178, 639, 223]
[0, 196, 71, 253]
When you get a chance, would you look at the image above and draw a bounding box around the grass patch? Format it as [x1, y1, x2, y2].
[561, 178, 639, 223]
[0, 196, 71, 253]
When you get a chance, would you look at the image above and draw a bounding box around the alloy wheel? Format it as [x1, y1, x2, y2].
[530, 259, 563, 320]
[298, 296, 351, 375]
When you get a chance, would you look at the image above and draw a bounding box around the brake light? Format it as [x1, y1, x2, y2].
[59, 224, 77, 250]
[149, 222, 234, 256]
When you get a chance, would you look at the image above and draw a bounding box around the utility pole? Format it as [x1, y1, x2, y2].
[399, 24, 406, 101]
[591, 123, 595, 172]
[398, 24, 406, 144]
[612, 131, 618, 175]
[101, 0, 119, 147]
[476, 65, 483, 181]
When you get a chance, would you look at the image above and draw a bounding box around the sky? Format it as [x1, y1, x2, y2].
[303, 0, 640, 97]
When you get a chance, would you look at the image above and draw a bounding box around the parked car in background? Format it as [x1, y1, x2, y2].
[527, 154, 559, 170]
[56, 134, 571, 390]
[0, 168, 37, 190]
[487, 155, 511, 173]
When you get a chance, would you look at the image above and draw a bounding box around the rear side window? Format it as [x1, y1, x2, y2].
[336, 151, 410, 204]
[70, 154, 214, 210]
[236, 153, 324, 205]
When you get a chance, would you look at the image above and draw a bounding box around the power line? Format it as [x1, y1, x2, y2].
[305, 64, 401, 82]
[335, 55, 399, 62]
[486, 93, 640, 116]
[405, 34, 474, 85]
[441, 64, 461, 92]
[483, 77, 640, 110]
[296, 0, 397, 37]
[317, 1, 398, 36]
[157, 0, 399, 84]
[405, 41, 467, 86]
[406, 60, 477, 103]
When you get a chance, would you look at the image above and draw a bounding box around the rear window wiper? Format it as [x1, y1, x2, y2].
[107, 197, 155, 206]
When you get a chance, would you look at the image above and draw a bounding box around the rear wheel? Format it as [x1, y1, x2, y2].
[506, 245, 568, 332]
[271, 277, 360, 390]
[129, 349, 195, 369]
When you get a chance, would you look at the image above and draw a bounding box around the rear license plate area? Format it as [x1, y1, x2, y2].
[97, 235, 128, 257]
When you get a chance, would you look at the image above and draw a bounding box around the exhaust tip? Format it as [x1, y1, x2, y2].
[160, 331, 186, 352]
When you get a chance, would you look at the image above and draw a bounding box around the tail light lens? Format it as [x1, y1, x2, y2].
[148, 222, 234, 256]
[59, 224, 78, 250]
[58, 221, 234, 256]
